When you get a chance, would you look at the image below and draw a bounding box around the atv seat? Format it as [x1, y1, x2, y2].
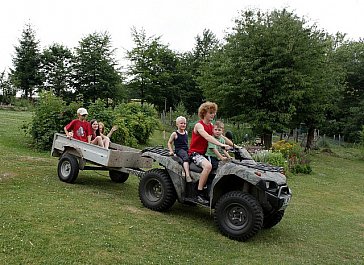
[171, 156, 203, 173]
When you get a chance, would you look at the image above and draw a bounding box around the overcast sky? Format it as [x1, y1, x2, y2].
[1, 0, 363, 72]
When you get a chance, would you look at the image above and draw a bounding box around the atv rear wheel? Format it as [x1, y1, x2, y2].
[214, 191, 263, 241]
[139, 169, 177, 211]
[263, 210, 285, 229]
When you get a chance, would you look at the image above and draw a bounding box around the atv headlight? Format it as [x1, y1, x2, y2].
[257, 180, 278, 191]
[265, 181, 278, 190]
[265, 180, 278, 191]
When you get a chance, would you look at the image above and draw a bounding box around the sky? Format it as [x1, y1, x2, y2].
[1, 0, 363, 72]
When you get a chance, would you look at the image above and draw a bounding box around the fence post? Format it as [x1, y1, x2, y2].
[169, 107, 172, 126]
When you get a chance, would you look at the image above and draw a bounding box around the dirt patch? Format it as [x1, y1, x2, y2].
[124, 205, 144, 214]
[0, 172, 17, 181]
[320, 148, 336, 156]
[18, 156, 51, 163]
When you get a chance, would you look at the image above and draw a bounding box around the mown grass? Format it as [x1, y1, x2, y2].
[0, 110, 363, 264]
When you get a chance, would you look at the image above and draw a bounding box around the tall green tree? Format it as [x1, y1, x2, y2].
[11, 23, 42, 99]
[0, 71, 16, 104]
[126, 27, 179, 111]
[40, 43, 74, 100]
[73, 32, 122, 104]
[329, 40, 364, 142]
[199, 9, 342, 148]
[177, 29, 220, 113]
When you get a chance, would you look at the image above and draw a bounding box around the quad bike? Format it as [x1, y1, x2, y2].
[138, 133, 292, 241]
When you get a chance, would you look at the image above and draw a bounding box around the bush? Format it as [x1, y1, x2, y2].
[360, 126, 364, 145]
[26, 92, 77, 150]
[272, 140, 312, 174]
[87, 99, 116, 131]
[252, 150, 288, 172]
[226, 124, 253, 146]
[27, 94, 163, 150]
[14, 98, 35, 110]
[271, 140, 294, 158]
[114, 102, 160, 146]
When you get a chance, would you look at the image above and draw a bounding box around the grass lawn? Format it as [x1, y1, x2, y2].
[0, 110, 363, 264]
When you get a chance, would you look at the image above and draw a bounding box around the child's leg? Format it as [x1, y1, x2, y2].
[92, 136, 104, 147]
[103, 136, 110, 149]
[177, 149, 191, 181]
[183, 161, 192, 182]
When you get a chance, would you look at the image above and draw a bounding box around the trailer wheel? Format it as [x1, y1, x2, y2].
[58, 153, 79, 183]
[139, 169, 176, 212]
[214, 191, 263, 241]
[109, 170, 129, 183]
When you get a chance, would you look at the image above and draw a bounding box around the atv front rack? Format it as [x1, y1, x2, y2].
[231, 160, 284, 173]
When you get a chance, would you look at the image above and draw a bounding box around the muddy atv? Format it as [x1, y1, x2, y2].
[138, 140, 292, 241]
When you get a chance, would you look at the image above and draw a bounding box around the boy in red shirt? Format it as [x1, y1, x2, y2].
[188, 102, 231, 205]
[64, 108, 92, 143]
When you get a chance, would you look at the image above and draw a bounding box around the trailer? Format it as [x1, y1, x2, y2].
[51, 133, 153, 183]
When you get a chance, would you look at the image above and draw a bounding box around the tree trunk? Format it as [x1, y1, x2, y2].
[305, 126, 315, 151]
[262, 130, 273, 149]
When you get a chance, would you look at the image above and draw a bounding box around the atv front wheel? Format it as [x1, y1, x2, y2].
[58, 153, 79, 183]
[139, 169, 177, 211]
[263, 210, 285, 229]
[214, 191, 263, 241]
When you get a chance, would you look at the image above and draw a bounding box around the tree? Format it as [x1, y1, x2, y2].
[126, 27, 180, 111]
[199, 9, 342, 149]
[0, 71, 16, 104]
[11, 23, 42, 99]
[329, 40, 364, 142]
[177, 29, 220, 113]
[40, 43, 74, 100]
[73, 32, 122, 104]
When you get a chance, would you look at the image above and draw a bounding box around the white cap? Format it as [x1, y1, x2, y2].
[77, 108, 88, 115]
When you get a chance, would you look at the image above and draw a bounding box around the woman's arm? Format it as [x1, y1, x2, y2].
[106, 125, 118, 138]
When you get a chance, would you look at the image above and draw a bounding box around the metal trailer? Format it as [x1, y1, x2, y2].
[51, 133, 153, 183]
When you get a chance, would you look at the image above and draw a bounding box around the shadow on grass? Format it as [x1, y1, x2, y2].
[60, 172, 295, 243]
[64, 172, 136, 194]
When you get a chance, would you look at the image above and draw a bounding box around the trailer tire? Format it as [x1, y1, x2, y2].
[109, 170, 129, 183]
[58, 153, 79, 183]
[139, 169, 176, 211]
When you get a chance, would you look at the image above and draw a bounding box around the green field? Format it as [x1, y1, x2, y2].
[0, 110, 363, 264]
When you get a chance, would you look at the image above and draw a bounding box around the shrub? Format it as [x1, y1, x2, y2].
[87, 99, 116, 132]
[114, 102, 160, 146]
[14, 98, 35, 110]
[360, 126, 364, 145]
[271, 140, 294, 158]
[317, 137, 331, 148]
[272, 140, 312, 174]
[26, 92, 77, 150]
[252, 150, 288, 172]
[27, 95, 168, 149]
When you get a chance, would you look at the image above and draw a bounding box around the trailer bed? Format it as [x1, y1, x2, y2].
[51, 133, 152, 169]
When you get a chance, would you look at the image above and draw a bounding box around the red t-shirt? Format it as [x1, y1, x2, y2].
[65, 119, 91, 143]
[188, 120, 214, 155]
